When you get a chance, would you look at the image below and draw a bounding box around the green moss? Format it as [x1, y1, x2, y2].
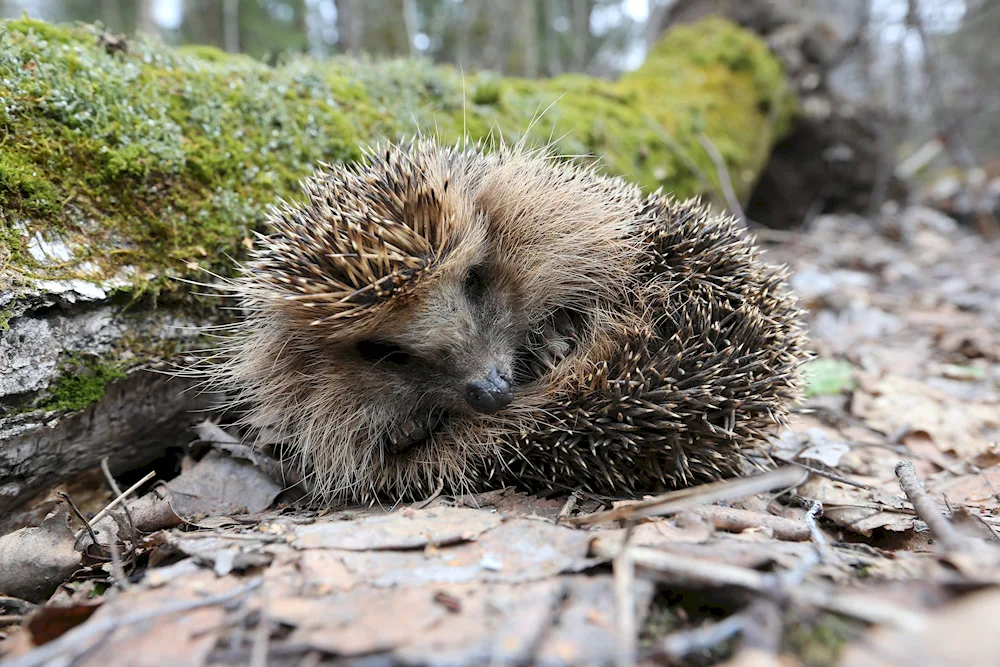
[0, 305, 14, 332]
[2, 16, 78, 44]
[0, 153, 59, 217]
[37, 355, 126, 413]
[783, 612, 858, 667]
[1, 15, 794, 300]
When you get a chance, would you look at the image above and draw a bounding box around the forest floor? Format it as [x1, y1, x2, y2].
[1, 206, 1000, 667]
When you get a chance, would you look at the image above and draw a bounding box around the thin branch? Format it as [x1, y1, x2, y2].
[698, 132, 750, 226]
[613, 523, 637, 667]
[894, 460, 974, 552]
[566, 466, 807, 527]
[75, 471, 156, 541]
[659, 613, 747, 662]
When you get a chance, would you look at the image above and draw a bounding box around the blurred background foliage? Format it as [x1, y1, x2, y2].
[1, 0, 998, 173]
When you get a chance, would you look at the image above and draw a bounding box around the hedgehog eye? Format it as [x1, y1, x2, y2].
[464, 264, 487, 302]
[356, 340, 412, 366]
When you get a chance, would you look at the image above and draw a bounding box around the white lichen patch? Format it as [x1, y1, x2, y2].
[0, 306, 123, 399]
[34, 279, 108, 302]
[27, 231, 75, 264]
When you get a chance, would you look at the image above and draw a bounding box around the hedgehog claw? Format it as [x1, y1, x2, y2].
[386, 417, 433, 454]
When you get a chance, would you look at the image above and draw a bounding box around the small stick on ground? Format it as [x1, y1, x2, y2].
[590, 538, 924, 630]
[804, 502, 832, 563]
[75, 470, 156, 541]
[659, 613, 747, 662]
[895, 460, 973, 553]
[613, 522, 637, 667]
[101, 457, 138, 582]
[58, 492, 98, 546]
[250, 611, 272, 667]
[410, 477, 445, 510]
[567, 466, 807, 527]
[557, 489, 582, 523]
[774, 455, 871, 490]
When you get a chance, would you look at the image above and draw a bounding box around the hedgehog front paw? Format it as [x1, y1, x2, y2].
[539, 308, 578, 369]
[386, 418, 430, 454]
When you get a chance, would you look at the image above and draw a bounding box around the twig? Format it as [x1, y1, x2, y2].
[58, 492, 98, 546]
[659, 613, 747, 662]
[613, 523, 637, 667]
[410, 477, 445, 510]
[75, 471, 156, 540]
[804, 502, 831, 563]
[773, 455, 871, 490]
[250, 611, 271, 667]
[556, 489, 582, 523]
[894, 460, 973, 552]
[643, 115, 717, 196]
[566, 466, 807, 527]
[101, 457, 138, 582]
[106, 533, 127, 590]
[590, 538, 924, 630]
[698, 132, 750, 226]
[4, 579, 262, 667]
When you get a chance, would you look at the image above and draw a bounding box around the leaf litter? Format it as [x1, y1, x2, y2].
[2, 209, 1000, 665]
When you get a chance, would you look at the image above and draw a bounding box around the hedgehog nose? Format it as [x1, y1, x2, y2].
[465, 367, 513, 414]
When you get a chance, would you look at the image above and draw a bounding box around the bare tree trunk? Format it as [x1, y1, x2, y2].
[223, 0, 240, 53]
[645, 0, 673, 52]
[515, 0, 539, 78]
[402, 0, 419, 56]
[541, 0, 563, 76]
[483, 2, 510, 72]
[425, 0, 451, 63]
[100, 0, 122, 32]
[338, 0, 366, 54]
[905, 0, 977, 171]
[569, 0, 594, 71]
[135, 0, 157, 36]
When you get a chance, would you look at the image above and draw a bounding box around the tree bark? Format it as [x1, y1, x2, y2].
[337, 0, 366, 54]
[134, 0, 157, 36]
[541, 0, 563, 76]
[223, 0, 240, 53]
[569, 0, 594, 71]
[515, 0, 539, 78]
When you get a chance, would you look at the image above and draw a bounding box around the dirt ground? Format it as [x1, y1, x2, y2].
[2, 206, 1000, 667]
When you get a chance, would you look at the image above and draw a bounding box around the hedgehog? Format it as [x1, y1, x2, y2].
[201, 138, 807, 503]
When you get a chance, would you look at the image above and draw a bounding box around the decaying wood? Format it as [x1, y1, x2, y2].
[0, 370, 210, 531]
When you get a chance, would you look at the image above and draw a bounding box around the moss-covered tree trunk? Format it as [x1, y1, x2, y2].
[0, 16, 794, 525]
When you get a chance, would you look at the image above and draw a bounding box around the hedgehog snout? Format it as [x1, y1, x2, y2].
[465, 367, 514, 414]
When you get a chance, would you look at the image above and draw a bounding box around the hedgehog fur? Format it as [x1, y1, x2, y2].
[201, 138, 807, 502]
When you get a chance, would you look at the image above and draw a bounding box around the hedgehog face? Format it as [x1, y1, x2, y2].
[351, 257, 521, 433]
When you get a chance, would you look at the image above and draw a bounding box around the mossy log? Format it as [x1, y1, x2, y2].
[0, 16, 795, 523]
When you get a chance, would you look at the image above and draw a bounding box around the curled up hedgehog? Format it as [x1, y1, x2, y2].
[202, 139, 807, 503]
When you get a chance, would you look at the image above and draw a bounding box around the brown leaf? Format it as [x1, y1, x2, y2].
[858, 375, 998, 458]
[0, 504, 82, 602]
[840, 588, 1000, 666]
[167, 450, 283, 518]
[275, 587, 448, 655]
[24, 602, 101, 645]
[292, 506, 502, 550]
[332, 518, 595, 587]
